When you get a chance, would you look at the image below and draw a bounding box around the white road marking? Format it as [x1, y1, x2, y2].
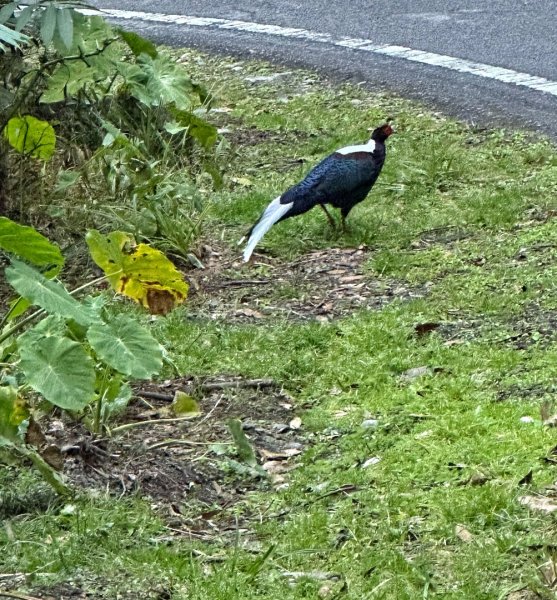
[83, 8, 557, 98]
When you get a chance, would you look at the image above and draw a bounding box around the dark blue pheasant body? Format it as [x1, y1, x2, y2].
[242, 123, 393, 262]
[279, 147, 386, 219]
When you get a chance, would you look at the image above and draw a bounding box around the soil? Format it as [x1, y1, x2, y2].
[39, 376, 305, 517]
[187, 244, 429, 323]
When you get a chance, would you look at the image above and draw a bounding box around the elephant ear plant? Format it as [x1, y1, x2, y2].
[0, 217, 189, 495]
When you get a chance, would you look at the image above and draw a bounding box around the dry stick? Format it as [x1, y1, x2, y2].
[134, 390, 174, 402]
[135, 379, 276, 402]
[200, 378, 275, 391]
[0, 592, 42, 600]
[146, 439, 231, 451]
[190, 395, 223, 431]
[110, 415, 199, 434]
[218, 279, 271, 287]
[145, 396, 225, 449]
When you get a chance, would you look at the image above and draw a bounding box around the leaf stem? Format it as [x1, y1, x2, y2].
[17, 445, 72, 497]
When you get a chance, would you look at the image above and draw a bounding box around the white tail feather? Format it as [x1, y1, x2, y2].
[243, 196, 292, 262]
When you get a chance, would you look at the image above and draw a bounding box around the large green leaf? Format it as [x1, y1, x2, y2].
[0, 217, 64, 270]
[18, 328, 96, 410]
[4, 115, 56, 160]
[0, 3, 17, 25]
[56, 7, 74, 50]
[117, 28, 157, 58]
[171, 109, 218, 148]
[5, 259, 96, 327]
[40, 3, 57, 46]
[121, 54, 199, 110]
[14, 4, 33, 32]
[64, 13, 115, 54]
[85, 230, 130, 281]
[87, 314, 163, 379]
[41, 15, 117, 103]
[0, 22, 29, 51]
[41, 59, 109, 104]
[0, 386, 27, 445]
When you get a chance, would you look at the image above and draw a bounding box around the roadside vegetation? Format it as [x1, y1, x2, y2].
[1, 6, 557, 599]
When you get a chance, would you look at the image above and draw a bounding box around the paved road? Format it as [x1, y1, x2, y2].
[90, 0, 557, 137]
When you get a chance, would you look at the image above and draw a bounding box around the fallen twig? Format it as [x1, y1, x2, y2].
[218, 279, 271, 287]
[135, 379, 277, 404]
[200, 378, 276, 391]
[281, 571, 341, 581]
[134, 390, 174, 402]
[191, 396, 223, 431]
[110, 415, 199, 434]
[0, 592, 42, 600]
[146, 438, 231, 451]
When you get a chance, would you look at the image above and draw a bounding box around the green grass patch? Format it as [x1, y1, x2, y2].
[3, 48, 557, 599]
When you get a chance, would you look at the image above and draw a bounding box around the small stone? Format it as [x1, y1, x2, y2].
[289, 417, 302, 430]
[361, 419, 379, 429]
[400, 366, 432, 381]
[362, 456, 381, 468]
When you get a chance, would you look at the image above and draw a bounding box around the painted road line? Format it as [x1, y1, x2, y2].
[83, 8, 557, 98]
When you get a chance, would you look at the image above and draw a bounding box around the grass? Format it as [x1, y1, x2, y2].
[3, 48, 557, 598]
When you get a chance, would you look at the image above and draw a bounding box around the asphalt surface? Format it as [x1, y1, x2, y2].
[91, 0, 557, 137]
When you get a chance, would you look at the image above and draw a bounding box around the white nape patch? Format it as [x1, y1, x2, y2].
[243, 196, 293, 262]
[79, 7, 557, 99]
[336, 139, 376, 155]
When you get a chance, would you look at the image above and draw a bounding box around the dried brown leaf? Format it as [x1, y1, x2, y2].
[539, 559, 557, 588]
[146, 288, 176, 316]
[455, 524, 473, 543]
[541, 399, 553, 423]
[467, 472, 491, 486]
[25, 417, 47, 448]
[519, 495, 557, 512]
[414, 322, 441, 337]
[262, 461, 294, 474]
[289, 416, 302, 430]
[235, 308, 265, 319]
[41, 444, 64, 471]
[259, 447, 301, 460]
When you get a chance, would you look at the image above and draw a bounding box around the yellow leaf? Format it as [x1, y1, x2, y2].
[171, 391, 201, 417]
[86, 231, 189, 314]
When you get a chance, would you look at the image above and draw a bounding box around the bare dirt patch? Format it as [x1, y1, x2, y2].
[188, 245, 428, 323]
[34, 377, 304, 517]
[3, 376, 304, 599]
[431, 304, 557, 351]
